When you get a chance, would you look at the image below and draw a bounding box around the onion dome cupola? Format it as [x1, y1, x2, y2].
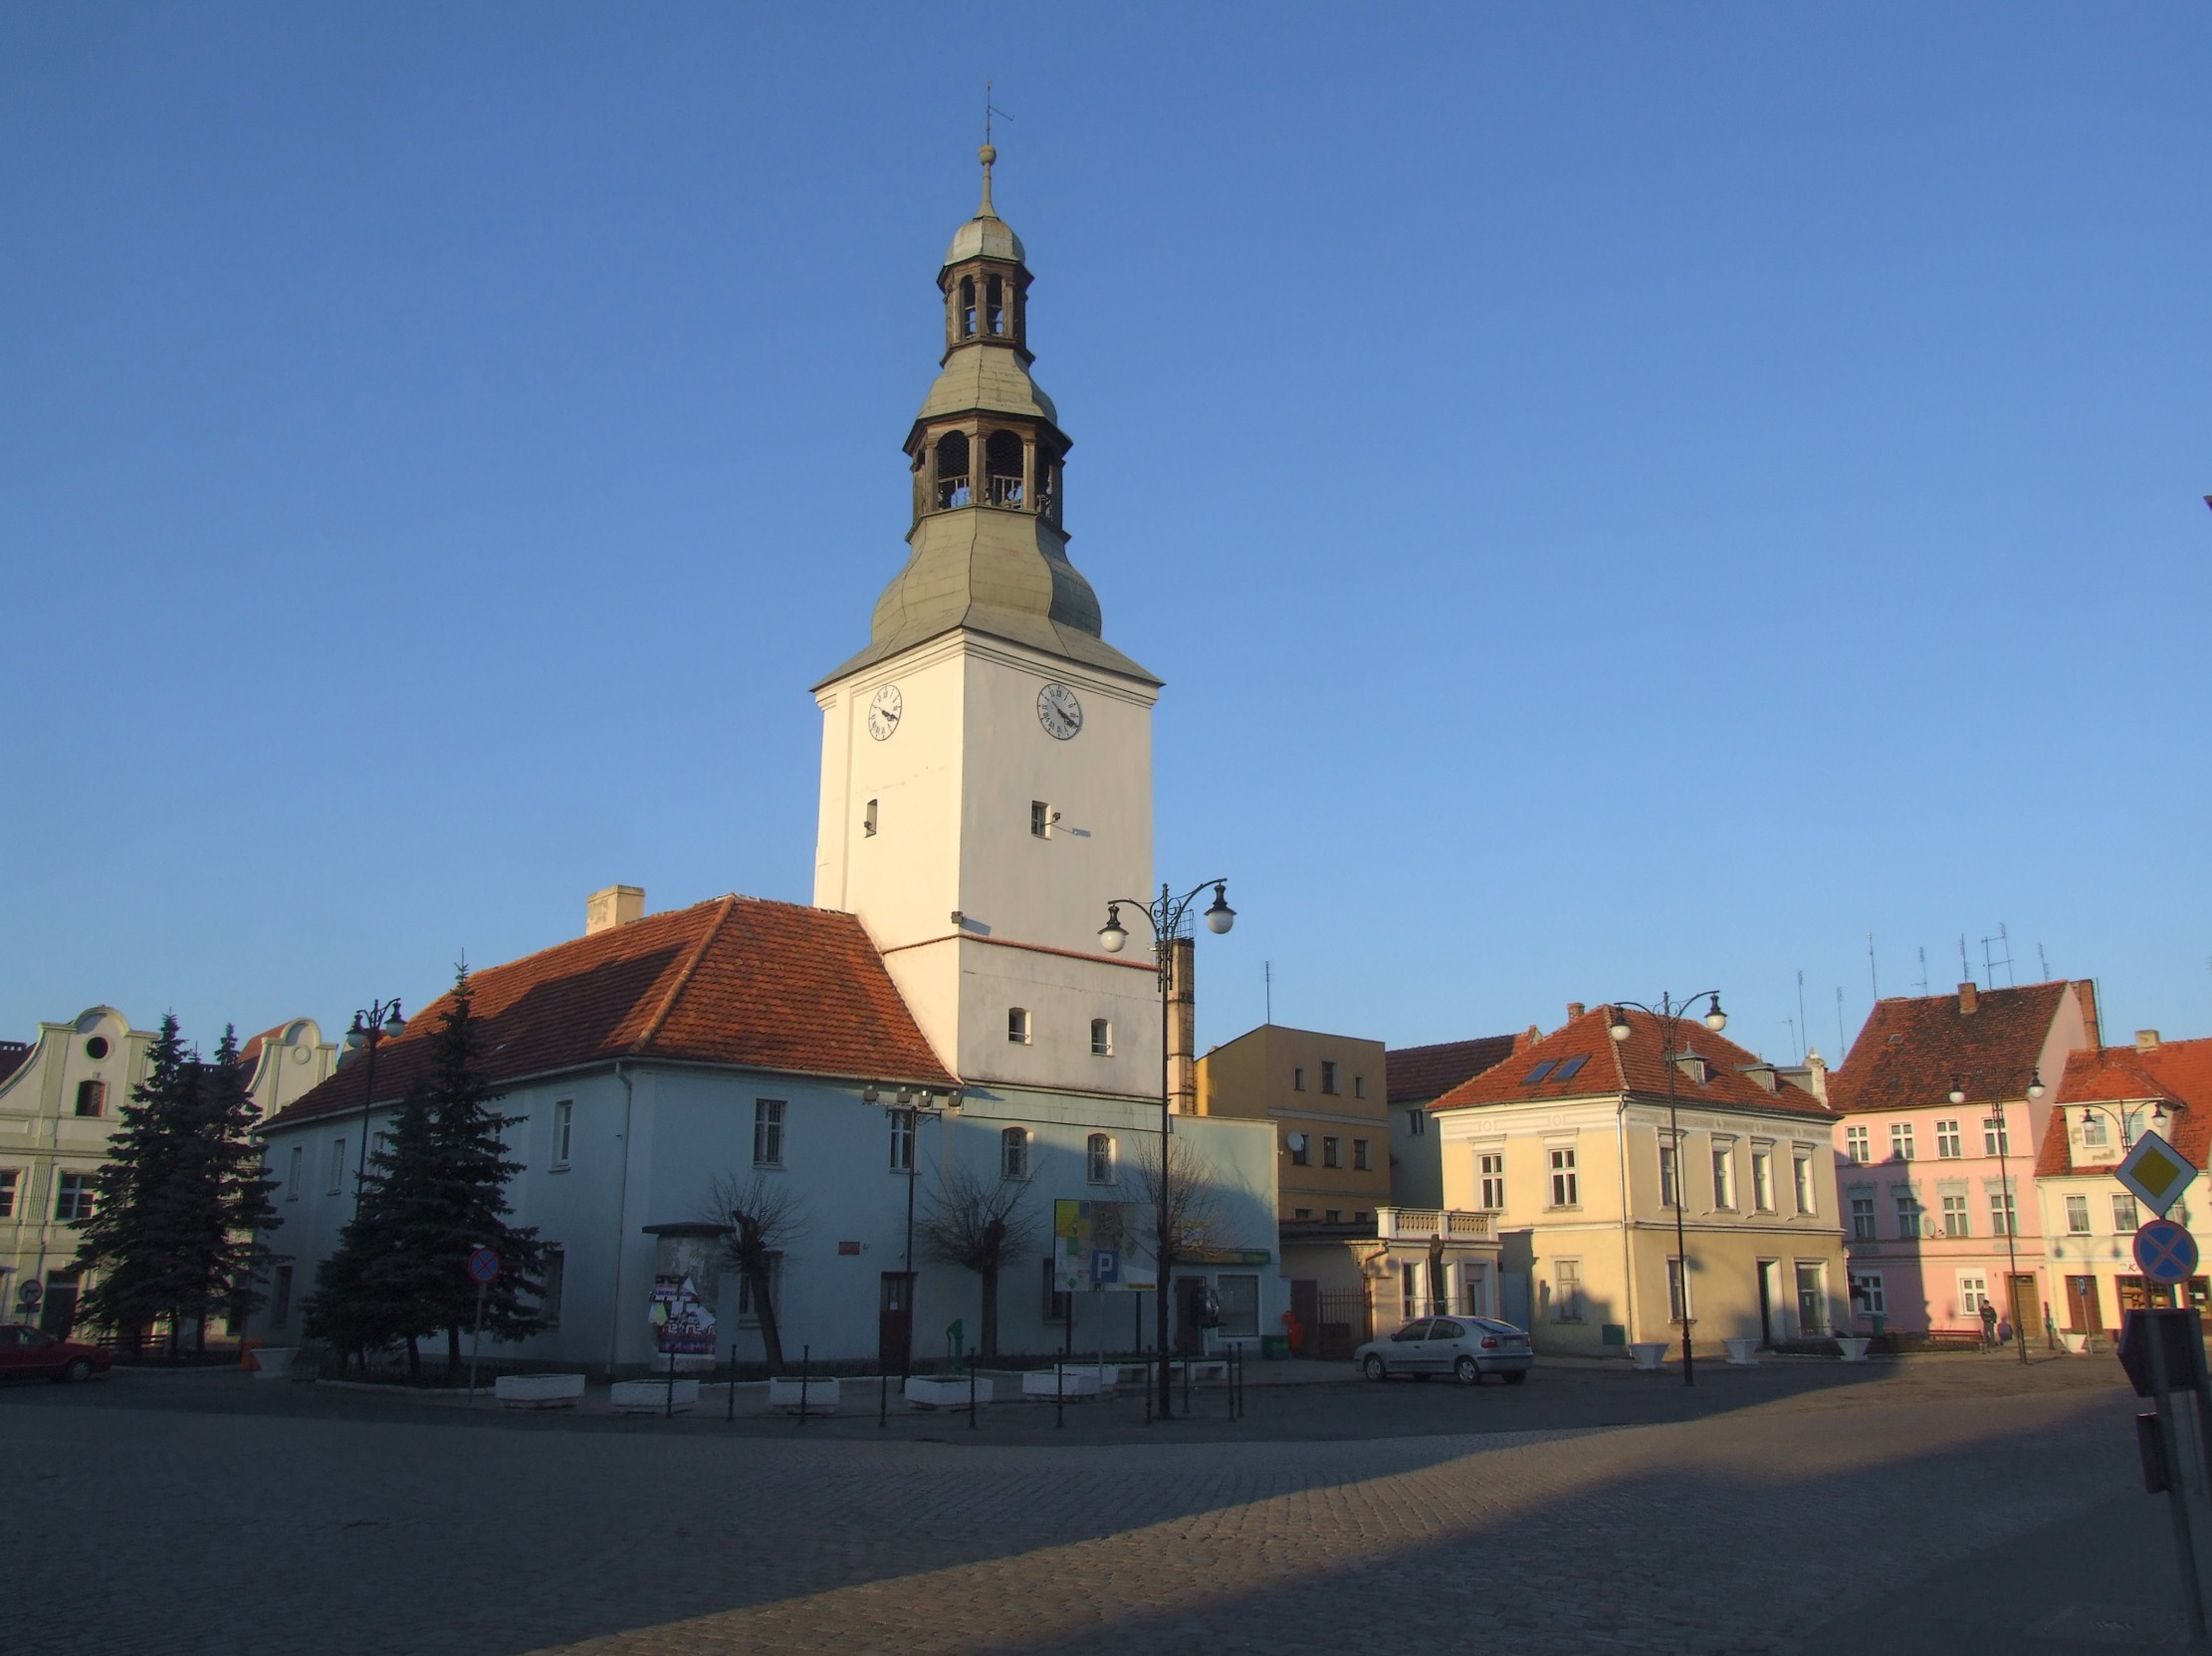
[818, 146, 1156, 688]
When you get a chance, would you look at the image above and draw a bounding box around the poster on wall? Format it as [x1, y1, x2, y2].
[649, 1272, 718, 1355]
[1053, 1200, 1154, 1294]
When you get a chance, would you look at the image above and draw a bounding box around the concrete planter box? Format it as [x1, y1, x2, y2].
[2062, 1330, 2091, 1355]
[768, 1376, 839, 1414]
[1629, 1342, 1668, 1371]
[906, 1374, 993, 1409]
[495, 1373, 585, 1409]
[1836, 1337, 1872, 1363]
[252, 1346, 300, 1380]
[1722, 1338, 1760, 1367]
[611, 1378, 699, 1414]
[1021, 1368, 1101, 1400]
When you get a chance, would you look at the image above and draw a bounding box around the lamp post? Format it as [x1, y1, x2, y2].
[1099, 878, 1235, 1420]
[1957, 1067, 2041, 1367]
[2076, 1095, 2166, 1156]
[863, 1083, 959, 1382]
[1609, 990, 1727, 1387]
[343, 999, 407, 1215]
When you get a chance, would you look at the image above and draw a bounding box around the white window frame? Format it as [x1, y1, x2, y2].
[1320, 1061, 1339, 1095]
[1989, 1188, 2017, 1238]
[1548, 1144, 1580, 1209]
[327, 1138, 347, 1195]
[753, 1098, 786, 1168]
[1666, 1257, 1690, 1323]
[1959, 1272, 1990, 1316]
[2082, 1114, 2110, 1149]
[890, 1108, 916, 1173]
[0, 1169, 17, 1220]
[1089, 1019, 1111, 1057]
[1477, 1149, 1505, 1211]
[552, 1099, 573, 1170]
[1000, 1126, 1031, 1181]
[2114, 1193, 2141, 1232]
[1984, 1118, 2010, 1157]
[1850, 1271, 1886, 1316]
[1751, 1144, 1776, 1212]
[1934, 1119, 1962, 1159]
[1792, 1145, 1817, 1216]
[1007, 1008, 1031, 1046]
[1895, 1190, 1922, 1238]
[286, 1144, 303, 1201]
[1890, 1122, 1915, 1161]
[1844, 1124, 1870, 1164]
[1850, 1194, 1877, 1241]
[1658, 1135, 1680, 1210]
[1085, 1132, 1114, 1185]
[2065, 1193, 2091, 1235]
[1711, 1139, 1738, 1210]
[1940, 1193, 1969, 1238]
[54, 1172, 95, 1223]
[1552, 1258, 1585, 1323]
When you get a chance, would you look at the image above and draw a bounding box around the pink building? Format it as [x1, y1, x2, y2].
[1827, 980, 2101, 1341]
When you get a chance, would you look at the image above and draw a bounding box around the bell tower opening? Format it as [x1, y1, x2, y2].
[933, 430, 972, 510]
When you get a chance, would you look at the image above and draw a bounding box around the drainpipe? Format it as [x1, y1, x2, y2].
[603, 1062, 635, 1380]
[1616, 1095, 1639, 1343]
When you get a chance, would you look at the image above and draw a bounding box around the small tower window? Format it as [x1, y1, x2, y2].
[863, 799, 878, 837]
[959, 275, 977, 339]
[986, 430, 1024, 508]
[1090, 1020, 1112, 1057]
[1030, 801, 1051, 837]
[986, 275, 1006, 337]
[934, 430, 971, 510]
[1007, 1008, 1031, 1045]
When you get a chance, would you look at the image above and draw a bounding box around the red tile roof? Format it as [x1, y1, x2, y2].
[1386, 1035, 1519, 1104]
[1431, 1005, 1832, 1118]
[2036, 1037, 2212, 1178]
[1827, 982, 2077, 1116]
[266, 895, 956, 1130]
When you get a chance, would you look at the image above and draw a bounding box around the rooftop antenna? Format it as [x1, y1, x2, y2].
[1914, 945, 1929, 995]
[1796, 970, 1809, 1064]
[1867, 932, 1879, 1001]
[2038, 942, 2052, 981]
[1782, 1017, 1798, 1063]
[1981, 923, 2016, 989]
[1264, 960, 1273, 1025]
[979, 82, 1013, 214]
[1836, 986, 1848, 1055]
[1959, 934, 1973, 987]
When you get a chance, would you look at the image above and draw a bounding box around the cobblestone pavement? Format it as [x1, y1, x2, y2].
[0, 1355, 2155, 1655]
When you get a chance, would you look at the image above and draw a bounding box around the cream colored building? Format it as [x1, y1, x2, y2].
[0, 1007, 332, 1335]
[1433, 1004, 1849, 1355]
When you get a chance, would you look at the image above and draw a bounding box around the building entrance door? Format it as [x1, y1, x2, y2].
[2065, 1275, 2101, 1334]
[1757, 1260, 1780, 1346]
[2008, 1274, 2042, 1343]
[1794, 1263, 1828, 1337]
[878, 1273, 914, 1374]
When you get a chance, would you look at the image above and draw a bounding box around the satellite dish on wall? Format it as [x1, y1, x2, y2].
[1286, 1133, 1308, 1153]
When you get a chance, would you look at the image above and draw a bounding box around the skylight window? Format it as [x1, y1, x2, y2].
[1523, 1060, 1557, 1085]
[1550, 1055, 1589, 1084]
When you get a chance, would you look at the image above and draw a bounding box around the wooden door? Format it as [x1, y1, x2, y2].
[877, 1273, 913, 1374]
[2007, 1275, 2041, 1345]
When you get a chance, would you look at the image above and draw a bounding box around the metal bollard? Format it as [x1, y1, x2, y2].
[726, 1345, 736, 1422]
[968, 1352, 979, 1430]
[880, 1367, 889, 1429]
[1055, 1357, 1064, 1429]
[798, 1345, 810, 1426]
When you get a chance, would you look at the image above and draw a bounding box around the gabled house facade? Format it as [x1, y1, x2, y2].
[1827, 980, 2100, 1342]
[1432, 1004, 1847, 1355]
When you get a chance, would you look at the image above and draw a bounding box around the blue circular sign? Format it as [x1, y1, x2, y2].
[465, 1246, 502, 1286]
[2133, 1220, 2198, 1287]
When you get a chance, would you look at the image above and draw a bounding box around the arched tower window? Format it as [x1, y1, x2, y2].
[934, 431, 972, 510]
[985, 430, 1024, 508]
[986, 275, 1006, 338]
[959, 276, 978, 340]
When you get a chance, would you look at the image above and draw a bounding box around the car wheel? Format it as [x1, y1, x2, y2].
[63, 1357, 94, 1383]
[1503, 1368, 1527, 1385]
[1363, 1354, 1388, 1381]
[1453, 1355, 1479, 1385]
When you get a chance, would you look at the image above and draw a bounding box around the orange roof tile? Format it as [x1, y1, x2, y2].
[1386, 1035, 1518, 1104]
[2036, 1036, 2212, 1178]
[1827, 982, 2076, 1117]
[266, 895, 955, 1130]
[1431, 1005, 1832, 1118]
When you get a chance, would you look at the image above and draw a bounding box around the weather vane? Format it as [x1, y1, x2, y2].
[986, 80, 1012, 145]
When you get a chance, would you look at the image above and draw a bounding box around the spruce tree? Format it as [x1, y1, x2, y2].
[201, 1028, 281, 1345]
[75, 1015, 199, 1353]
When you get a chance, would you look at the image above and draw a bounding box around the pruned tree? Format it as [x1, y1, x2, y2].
[1132, 1132, 1227, 1288]
[707, 1171, 806, 1376]
[919, 1162, 1035, 1361]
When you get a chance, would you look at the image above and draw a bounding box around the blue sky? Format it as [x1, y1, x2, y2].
[3, 5, 2206, 1065]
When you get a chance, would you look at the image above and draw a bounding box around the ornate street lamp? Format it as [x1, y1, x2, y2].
[342, 999, 407, 1215]
[862, 1082, 960, 1382]
[1609, 990, 1726, 1387]
[1099, 879, 1234, 1419]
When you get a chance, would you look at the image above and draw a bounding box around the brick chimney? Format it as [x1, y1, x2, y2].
[2073, 980, 2102, 1046]
[1566, 1002, 1586, 1024]
[586, 885, 645, 936]
[1168, 936, 1197, 1113]
[1958, 982, 1979, 1015]
[2137, 1030, 2162, 1053]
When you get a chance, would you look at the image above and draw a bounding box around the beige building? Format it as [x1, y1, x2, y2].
[1433, 1004, 1849, 1356]
[0, 1008, 334, 1336]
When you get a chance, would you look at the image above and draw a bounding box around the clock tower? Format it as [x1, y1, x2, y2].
[813, 147, 1162, 1098]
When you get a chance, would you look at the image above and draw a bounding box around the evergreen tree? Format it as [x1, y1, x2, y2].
[201, 1027, 282, 1345]
[74, 1014, 198, 1352]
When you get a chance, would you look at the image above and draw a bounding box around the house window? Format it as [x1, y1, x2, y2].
[1795, 1262, 1830, 1335]
[1751, 1147, 1775, 1212]
[1321, 1061, 1340, 1095]
[1406, 1108, 1427, 1137]
[1292, 1067, 1306, 1091]
[1940, 1194, 1968, 1237]
[1353, 1138, 1371, 1171]
[1959, 1273, 1990, 1316]
[1711, 1142, 1737, 1210]
[54, 1172, 95, 1223]
[1090, 1019, 1112, 1057]
[74, 1079, 106, 1118]
[1030, 801, 1050, 838]
[1086, 1132, 1114, 1184]
[286, 1145, 304, 1201]
[1549, 1146, 1579, 1208]
[1984, 1118, 2010, 1156]
[1354, 1075, 1366, 1099]
[1041, 1257, 1071, 1321]
[1890, 1123, 1915, 1161]
[1322, 1136, 1340, 1169]
[2114, 1194, 2141, 1232]
[863, 799, 878, 837]
[327, 1139, 347, 1195]
[1895, 1192, 1922, 1238]
[2083, 1114, 2110, 1149]
[1845, 1124, 1870, 1164]
[270, 1264, 294, 1330]
[1325, 1209, 1342, 1223]
[753, 1099, 786, 1168]
[1008, 1008, 1031, 1045]
[1552, 1259, 1585, 1322]
[1293, 1208, 1312, 1220]
[539, 1247, 565, 1329]
[737, 1255, 783, 1326]
[1477, 1152, 1505, 1211]
[1792, 1146, 1817, 1216]
[1401, 1262, 1421, 1317]
[1659, 1137, 1680, 1209]
[1851, 1196, 1876, 1241]
[1989, 1191, 2017, 1237]
[2066, 1194, 2091, 1235]
[0, 1169, 16, 1219]
[1934, 1119, 1962, 1159]
[1000, 1126, 1030, 1180]
[1666, 1258, 1690, 1323]
[1217, 1274, 1260, 1338]
[552, 1099, 573, 1169]
[1850, 1272, 1886, 1316]
[890, 1109, 915, 1172]
[1288, 1135, 1310, 1166]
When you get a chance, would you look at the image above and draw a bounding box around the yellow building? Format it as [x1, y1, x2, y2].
[1433, 1004, 1849, 1358]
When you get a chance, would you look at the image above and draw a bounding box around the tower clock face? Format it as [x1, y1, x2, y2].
[1036, 682, 1083, 740]
[866, 683, 903, 741]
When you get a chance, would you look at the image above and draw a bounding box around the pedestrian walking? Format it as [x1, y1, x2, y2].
[1980, 1300, 1999, 1348]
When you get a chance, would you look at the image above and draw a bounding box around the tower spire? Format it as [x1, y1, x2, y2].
[980, 81, 1010, 218]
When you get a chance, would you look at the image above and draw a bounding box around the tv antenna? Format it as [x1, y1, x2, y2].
[1836, 986, 1848, 1055]
[1914, 945, 1929, 995]
[2038, 941, 2052, 981]
[1981, 923, 2016, 988]
[985, 80, 1013, 145]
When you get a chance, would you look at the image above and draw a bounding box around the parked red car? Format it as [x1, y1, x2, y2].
[0, 1323, 110, 1382]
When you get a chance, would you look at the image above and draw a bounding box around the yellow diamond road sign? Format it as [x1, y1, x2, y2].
[2116, 1129, 2198, 1218]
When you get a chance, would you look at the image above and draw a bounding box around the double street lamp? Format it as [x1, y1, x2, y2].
[1953, 1066, 2043, 1366]
[1608, 990, 1727, 1387]
[1099, 878, 1234, 1419]
[343, 999, 407, 1215]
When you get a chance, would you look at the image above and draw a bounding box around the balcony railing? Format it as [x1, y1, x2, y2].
[1375, 1206, 1494, 1242]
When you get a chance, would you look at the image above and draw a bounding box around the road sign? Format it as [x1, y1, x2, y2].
[2118, 1130, 2199, 1219]
[2119, 1307, 2207, 1398]
[2137, 1221, 2201, 1286]
[17, 1280, 42, 1307]
[465, 1246, 502, 1286]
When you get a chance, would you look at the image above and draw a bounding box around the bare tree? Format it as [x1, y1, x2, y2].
[704, 1172, 806, 1376]
[1132, 1132, 1227, 1296]
[919, 1163, 1035, 1361]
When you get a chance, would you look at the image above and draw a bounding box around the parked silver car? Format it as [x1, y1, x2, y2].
[1355, 1315, 1533, 1385]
